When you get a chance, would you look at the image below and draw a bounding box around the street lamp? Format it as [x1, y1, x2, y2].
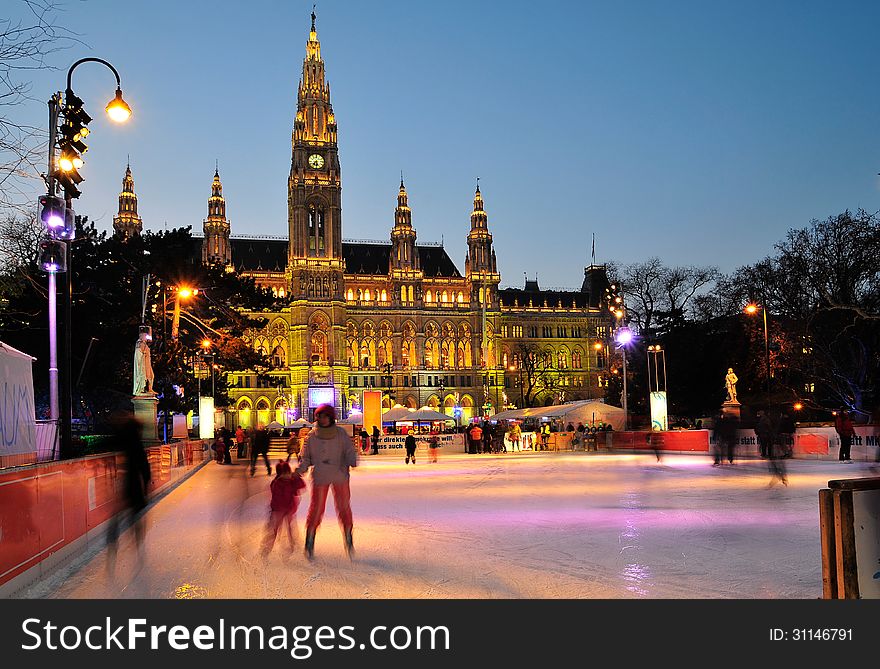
[615, 326, 633, 431]
[42, 57, 131, 457]
[745, 302, 771, 410]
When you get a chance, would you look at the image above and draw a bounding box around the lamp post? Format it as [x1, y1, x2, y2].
[615, 326, 633, 431]
[41, 58, 131, 457]
[509, 363, 524, 408]
[745, 302, 771, 410]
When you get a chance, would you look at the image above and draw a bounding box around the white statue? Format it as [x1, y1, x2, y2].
[725, 367, 738, 403]
[133, 331, 155, 395]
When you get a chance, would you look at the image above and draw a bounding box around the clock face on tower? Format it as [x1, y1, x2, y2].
[308, 153, 325, 169]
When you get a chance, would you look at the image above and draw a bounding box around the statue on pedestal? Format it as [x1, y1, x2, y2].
[724, 367, 739, 403]
[133, 331, 155, 395]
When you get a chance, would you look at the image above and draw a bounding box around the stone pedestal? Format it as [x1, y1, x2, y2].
[132, 393, 161, 446]
[721, 400, 741, 420]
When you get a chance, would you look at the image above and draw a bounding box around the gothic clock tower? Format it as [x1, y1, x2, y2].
[286, 11, 347, 416]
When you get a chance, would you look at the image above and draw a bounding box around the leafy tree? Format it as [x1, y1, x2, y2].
[0, 217, 274, 444]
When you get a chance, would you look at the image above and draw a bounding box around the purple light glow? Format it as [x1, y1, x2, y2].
[616, 327, 633, 345]
[46, 214, 63, 229]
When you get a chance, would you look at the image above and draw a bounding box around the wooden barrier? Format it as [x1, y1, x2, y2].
[0, 440, 209, 596]
[819, 476, 880, 599]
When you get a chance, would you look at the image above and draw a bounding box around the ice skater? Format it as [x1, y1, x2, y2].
[296, 404, 359, 560]
[260, 460, 306, 556]
[405, 432, 417, 464]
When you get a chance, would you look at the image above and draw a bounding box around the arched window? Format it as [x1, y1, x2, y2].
[272, 345, 286, 368]
[442, 290, 448, 303]
[425, 289, 433, 303]
[572, 350, 582, 369]
[307, 203, 326, 257]
[347, 289, 354, 301]
[457, 292, 463, 303]
[380, 289, 387, 302]
[364, 289, 371, 301]
[401, 286, 407, 302]
[558, 350, 568, 369]
[408, 285, 414, 302]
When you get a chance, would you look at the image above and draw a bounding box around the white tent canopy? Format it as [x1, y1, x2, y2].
[381, 406, 415, 423]
[491, 400, 626, 431]
[405, 407, 455, 422]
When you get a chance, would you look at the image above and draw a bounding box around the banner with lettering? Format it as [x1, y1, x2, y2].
[0, 342, 37, 457]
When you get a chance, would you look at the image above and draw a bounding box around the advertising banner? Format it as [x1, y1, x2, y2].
[0, 342, 37, 457]
[198, 396, 215, 439]
[362, 390, 382, 437]
[649, 391, 668, 431]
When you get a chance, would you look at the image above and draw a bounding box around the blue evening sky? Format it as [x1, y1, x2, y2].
[12, 0, 880, 289]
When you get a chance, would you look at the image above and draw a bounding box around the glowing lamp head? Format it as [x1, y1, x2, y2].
[105, 88, 132, 123]
[614, 309, 624, 319]
[616, 327, 633, 346]
[745, 304, 758, 315]
[177, 287, 193, 299]
[793, 402, 803, 411]
[593, 342, 603, 350]
[58, 155, 74, 172]
[201, 338, 211, 349]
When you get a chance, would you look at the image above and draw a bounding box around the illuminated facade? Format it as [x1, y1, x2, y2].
[196, 13, 613, 426]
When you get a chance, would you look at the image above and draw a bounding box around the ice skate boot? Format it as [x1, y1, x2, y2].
[344, 528, 354, 559]
[304, 529, 315, 561]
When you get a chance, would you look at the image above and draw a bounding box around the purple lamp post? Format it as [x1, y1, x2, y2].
[615, 326, 633, 431]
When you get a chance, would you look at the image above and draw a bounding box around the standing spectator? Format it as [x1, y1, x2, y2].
[235, 425, 247, 458]
[468, 422, 482, 454]
[260, 460, 306, 556]
[712, 411, 738, 466]
[371, 425, 381, 455]
[834, 409, 855, 463]
[575, 422, 586, 450]
[296, 404, 358, 560]
[359, 427, 370, 455]
[540, 423, 550, 451]
[250, 423, 272, 477]
[221, 426, 234, 464]
[755, 410, 772, 459]
[482, 421, 493, 454]
[211, 432, 226, 464]
[404, 432, 417, 464]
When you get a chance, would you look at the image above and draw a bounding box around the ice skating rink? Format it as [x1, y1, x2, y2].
[22, 451, 864, 599]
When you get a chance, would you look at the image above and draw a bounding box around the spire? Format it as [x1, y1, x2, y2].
[391, 178, 417, 272]
[397, 174, 409, 210]
[113, 161, 142, 238]
[203, 168, 231, 266]
[394, 176, 412, 228]
[294, 8, 335, 145]
[209, 168, 225, 213]
[467, 182, 495, 277]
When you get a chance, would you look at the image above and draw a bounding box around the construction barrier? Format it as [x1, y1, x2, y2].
[0, 440, 209, 597]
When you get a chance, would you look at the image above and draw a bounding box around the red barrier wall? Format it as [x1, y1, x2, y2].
[0, 440, 207, 591]
[611, 430, 710, 452]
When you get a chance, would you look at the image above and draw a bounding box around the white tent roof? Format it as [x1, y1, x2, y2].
[492, 400, 626, 430]
[381, 406, 415, 422]
[405, 408, 455, 422]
